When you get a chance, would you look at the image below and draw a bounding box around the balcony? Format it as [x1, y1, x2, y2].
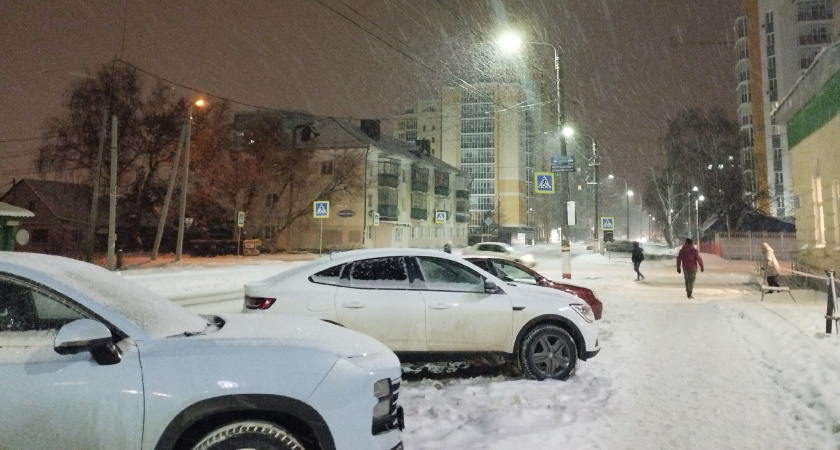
[455, 212, 471, 223]
[378, 205, 398, 220]
[378, 173, 399, 188]
[411, 180, 429, 192]
[434, 186, 451, 196]
[410, 208, 428, 221]
[456, 189, 470, 200]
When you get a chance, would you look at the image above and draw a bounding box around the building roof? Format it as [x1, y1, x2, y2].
[1, 179, 102, 225]
[0, 202, 34, 218]
[233, 110, 468, 179]
[706, 206, 796, 233]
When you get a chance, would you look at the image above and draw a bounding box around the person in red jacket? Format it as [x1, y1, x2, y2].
[676, 238, 704, 299]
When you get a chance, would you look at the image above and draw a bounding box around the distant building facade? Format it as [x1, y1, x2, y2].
[394, 82, 547, 245]
[736, 0, 840, 221]
[237, 111, 470, 252]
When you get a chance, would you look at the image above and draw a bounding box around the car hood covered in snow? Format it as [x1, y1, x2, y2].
[207, 312, 398, 360]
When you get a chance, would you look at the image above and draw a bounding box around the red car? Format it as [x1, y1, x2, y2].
[465, 256, 603, 320]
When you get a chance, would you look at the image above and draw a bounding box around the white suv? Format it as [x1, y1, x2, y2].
[0, 252, 404, 450]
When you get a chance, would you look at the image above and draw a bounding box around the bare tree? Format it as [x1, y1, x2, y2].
[37, 63, 186, 252]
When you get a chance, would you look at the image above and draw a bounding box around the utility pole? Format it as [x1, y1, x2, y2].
[151, 124, 187, 260]
[106, 115, 118, 270]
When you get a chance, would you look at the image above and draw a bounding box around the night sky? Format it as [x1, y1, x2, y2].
[0, 0, 741, 194]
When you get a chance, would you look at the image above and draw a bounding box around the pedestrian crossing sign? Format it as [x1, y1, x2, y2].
[534, 172, 555, 194]
[313, 200, 329, 219]
[601, 217, 614, 230]
[435, 211, 447, 223]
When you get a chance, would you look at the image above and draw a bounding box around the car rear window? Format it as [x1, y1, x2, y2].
[310, 264, 344, 286]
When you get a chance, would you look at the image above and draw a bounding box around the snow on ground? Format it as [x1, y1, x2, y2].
[122, 244, 840, 449]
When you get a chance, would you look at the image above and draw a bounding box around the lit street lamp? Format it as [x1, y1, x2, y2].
[608, 174, 632, 239]
[563, 126, 599, 253]
[175, 99, 205, 262]
[499, 32, 571, 277]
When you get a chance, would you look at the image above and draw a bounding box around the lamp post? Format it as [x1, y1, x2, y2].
[563, 127, 599, 253]
[691, 186, 704, 243]
[608, 175, 632, 239]
[498, 32, 570, 275]
[175, 99, 205, 262]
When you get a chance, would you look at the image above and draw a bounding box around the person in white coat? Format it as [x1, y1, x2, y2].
[761, 242, 782, 291]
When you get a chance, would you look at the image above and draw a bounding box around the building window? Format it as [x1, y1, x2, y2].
[321, 161, 333, 174]
[797, 0, 833, 21]
[814, 176, 826, 246]
[32, 229, 48, 243]
[395, 228, 403, 242]
[833, 181, 840, 247]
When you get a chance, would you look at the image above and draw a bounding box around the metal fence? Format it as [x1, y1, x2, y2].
[710, 231, 798, 262]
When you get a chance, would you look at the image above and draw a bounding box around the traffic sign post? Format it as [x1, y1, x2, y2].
[236, 211, 245, 256]
[534, 172, 555, 194]
[435, 211, 447, 224]
[313, 201, 329, 254]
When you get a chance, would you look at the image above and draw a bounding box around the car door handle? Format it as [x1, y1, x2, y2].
[342, 302, 365, 308]
[428, 303, 450, 310]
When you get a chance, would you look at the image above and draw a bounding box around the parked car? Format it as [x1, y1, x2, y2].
[605, 239, 636, 252]
[243, 248, 600, 381]
[0, 252, 404, 450]
[464, 256, 603, 320]
[461, 241, 536, 267]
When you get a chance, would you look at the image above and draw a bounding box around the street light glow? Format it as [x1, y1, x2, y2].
[497, 32, 522, 53]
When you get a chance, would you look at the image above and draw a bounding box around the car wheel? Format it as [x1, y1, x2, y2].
[520, 324, 577, 381]
[192, 421, 305, 450]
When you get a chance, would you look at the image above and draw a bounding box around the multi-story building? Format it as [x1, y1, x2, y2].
[736, 0, 839, 220]
[774, 41, 840, 273]
[236, 111, 470, 252]
[394, 82, 547, 245]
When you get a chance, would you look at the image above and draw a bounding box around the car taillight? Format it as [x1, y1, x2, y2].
[244, 295, 276, 310]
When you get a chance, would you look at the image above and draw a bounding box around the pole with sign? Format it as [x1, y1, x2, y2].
[236, 211, 245, 256]
[313, 201, 329, 254]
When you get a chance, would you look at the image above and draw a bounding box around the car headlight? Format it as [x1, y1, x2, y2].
[372, 377, 403, 433]
[571, 303, 595, 323]
[521, 254, 535, 262]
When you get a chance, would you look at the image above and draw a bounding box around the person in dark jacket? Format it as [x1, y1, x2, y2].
[631, 241, 645, 281]
[676, 238, 704, 299]
[443, 242, 452, 254]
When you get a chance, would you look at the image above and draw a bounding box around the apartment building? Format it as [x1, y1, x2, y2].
[736, 0, 839, 220]
[395, 82, 547, 245]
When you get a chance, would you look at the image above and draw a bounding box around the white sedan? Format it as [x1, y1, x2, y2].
[0, 252, 404, 450]
[243, 248, 600, 380]
[461, 241, 537, 267]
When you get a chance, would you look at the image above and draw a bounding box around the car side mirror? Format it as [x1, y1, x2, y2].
[484, 279, 502, 294]
[54, 319, 121, 366]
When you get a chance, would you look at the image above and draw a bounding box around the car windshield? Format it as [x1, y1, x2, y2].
[1, 253, 209, 339]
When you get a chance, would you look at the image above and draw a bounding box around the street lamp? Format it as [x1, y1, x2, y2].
[563, 126, 599, 253]
[499, 32, 570, 276]
[608, 175, 632, 239]
[175, 99, 206, 262]
[690, 186, 705, 242]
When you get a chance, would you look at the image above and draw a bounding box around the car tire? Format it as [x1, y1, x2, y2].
[192, 420, 305, 450]
[520, 324, 577, 381]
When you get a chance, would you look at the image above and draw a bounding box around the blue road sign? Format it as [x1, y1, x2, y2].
[313, 201, 329, 219]
[535, 172, 555, 194]
[601, 217, 614, 230]
[435, 211, 447, 223]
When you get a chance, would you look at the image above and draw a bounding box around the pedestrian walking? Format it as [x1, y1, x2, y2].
[631, 241, 645, 281]
[676, 238, 704, 299]
[443, 242, 452, 254]
[761, 242, 782, 292]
